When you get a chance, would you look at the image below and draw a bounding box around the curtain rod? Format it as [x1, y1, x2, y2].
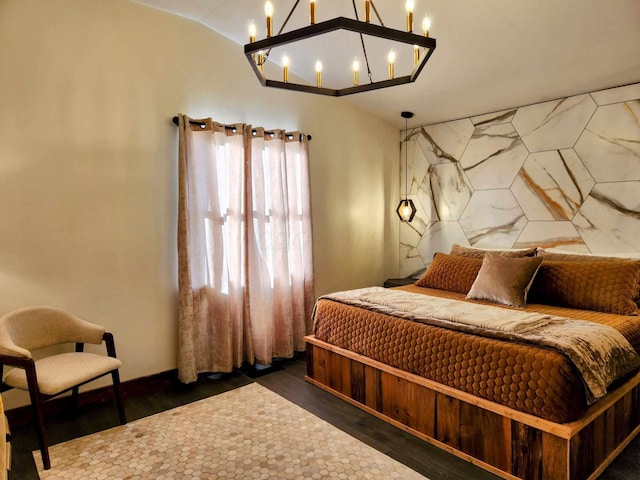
[171, 116, 312, 142]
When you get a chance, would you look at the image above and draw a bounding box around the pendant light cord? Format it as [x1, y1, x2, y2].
[405, 116, 409, 201]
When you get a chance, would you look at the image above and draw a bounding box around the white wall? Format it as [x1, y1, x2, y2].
[0, 0, 399, 408]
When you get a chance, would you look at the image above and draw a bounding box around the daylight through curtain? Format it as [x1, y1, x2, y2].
[177, 115, 314, 383]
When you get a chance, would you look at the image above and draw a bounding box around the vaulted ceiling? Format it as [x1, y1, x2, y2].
[131, 0, 640, 128]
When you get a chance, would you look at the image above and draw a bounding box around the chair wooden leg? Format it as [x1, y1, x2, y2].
[71, 386, 80, 412]
[25, 362, 50, 470]
[111, 370, 126, 424]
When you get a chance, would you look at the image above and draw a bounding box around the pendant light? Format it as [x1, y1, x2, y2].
[396, 111, 417, 222]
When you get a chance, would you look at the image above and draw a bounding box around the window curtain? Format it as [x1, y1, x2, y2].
[177, 114, 314, 383]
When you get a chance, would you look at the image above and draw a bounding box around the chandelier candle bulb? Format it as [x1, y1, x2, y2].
[310, 0, 316, 25]
[364, 0, 371, 23]
[315, 60, 322, 87]
[265, 1, 274, 38]
[283, 55, 289, 82]
[405, 0, 414, 32]
[352, 58, 360, 86]
[422, 15, 431, 37]
[388, 51, 395, 79]
[248, 21, 257, 43]
[257, 50, 264, 71]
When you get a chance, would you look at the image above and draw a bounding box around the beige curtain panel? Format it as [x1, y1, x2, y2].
[177, 115, 314, 383]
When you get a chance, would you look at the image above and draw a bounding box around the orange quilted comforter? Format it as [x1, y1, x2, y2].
[312, 285, 640, 423]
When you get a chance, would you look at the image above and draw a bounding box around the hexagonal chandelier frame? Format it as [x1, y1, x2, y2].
[244, 14, 436, 97]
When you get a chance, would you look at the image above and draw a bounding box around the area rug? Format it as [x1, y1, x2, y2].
[34, 383, 427, 479]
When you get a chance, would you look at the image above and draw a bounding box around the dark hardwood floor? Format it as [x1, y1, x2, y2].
[7, 354, 640, 479]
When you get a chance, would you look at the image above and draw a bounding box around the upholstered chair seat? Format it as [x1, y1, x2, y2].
[3, 353, 122, 395]
[0, 307, 126, 470]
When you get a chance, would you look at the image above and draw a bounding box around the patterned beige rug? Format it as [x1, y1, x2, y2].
[34, 383, 427, 479]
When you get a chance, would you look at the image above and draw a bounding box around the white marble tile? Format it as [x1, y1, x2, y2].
[416, 221, 470, 266]
[471, 108, 518, 127]
[417, 119, 474, 165]
[510, 149, 594, 221]
[513, 221, 585, 249]
[590, 83, 640, 106]
[573, 182, 640, 253]
[574, 101, 640, 182]
[399, 245, 426, 278]
[398, 194, 431, 276]
[459, 190, 527, 247]
[459, 123, 528, 190]
[401, 139, 429, 195]
[512, 94, 597, 152]
[420, 163, 473, 222]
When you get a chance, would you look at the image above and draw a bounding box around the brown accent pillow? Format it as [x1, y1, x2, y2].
[450, 244, 537, 259]
[537, 250, 637, 263]
[466, 254, 544, 308]
[529, 260, 640, 315]
[415, 253, 483, 293]
[536, 250, 640, 306]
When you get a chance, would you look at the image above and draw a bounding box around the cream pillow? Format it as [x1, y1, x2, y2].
[466, 253, 544, 308]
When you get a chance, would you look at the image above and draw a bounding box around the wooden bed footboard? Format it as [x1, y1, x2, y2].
[305, 335, 640, 480]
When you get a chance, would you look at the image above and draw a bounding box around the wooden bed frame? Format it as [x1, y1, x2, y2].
[305, 335, 640, 480]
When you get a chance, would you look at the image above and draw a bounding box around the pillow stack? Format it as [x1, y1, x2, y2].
[414, 244, 640, 314]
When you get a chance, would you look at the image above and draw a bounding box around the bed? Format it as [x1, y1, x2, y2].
[305, 246, 640, 480]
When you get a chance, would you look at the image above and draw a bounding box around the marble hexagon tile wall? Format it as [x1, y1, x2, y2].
[399, 82, 640, 277]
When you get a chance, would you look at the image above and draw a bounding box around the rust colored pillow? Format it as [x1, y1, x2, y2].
[415, 253, 482, 293]
[450, 244, 537, 259]
[537, 250, 640, 306]
[466, 254, 544, 308]
[530, 260, 640, 315]
[537, 250, 638, 263]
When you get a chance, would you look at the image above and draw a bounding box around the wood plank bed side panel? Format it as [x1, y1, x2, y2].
[436, 393, 460, 449]
[306, 342, 314, 378]
[350, 360, 366, 404]
[407, 381, 436, 437]
[570, 422, 595, 480]
[326, 349, 343, 393]
[512, 421, 542, 480]
[380, 372, 406, 423]
[591, 415, 606, 471]
[305, 375, 521, 480]
[305, 338, 640, 480]
[364, 365, 381, 412]
[304, 336, 576, 437]
[542, 433, 569, 480]
[311, 343, 327, 385]
[459, 402, 512, 472]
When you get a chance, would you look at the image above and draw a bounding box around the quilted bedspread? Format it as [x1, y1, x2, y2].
[312, 285, 640, 422]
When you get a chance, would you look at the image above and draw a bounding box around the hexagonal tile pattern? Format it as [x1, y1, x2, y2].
[574, 101, 640, 182]
[511, 149, 594, 221]
[416, 118, 474, 166]
[34, 384, 426, 480]
[513, 221, 585, 249]
[459, 190, 526, 247]
[573, 182, 640, 253]
[402, 137, 429, 195]
[417, 221, 469, 267]
[417, 163, 473, 222]
[512, 94, 597, 152]
[399, 82, 640, 275]
[460, 123, 528, 190]
[471, 108, 518, 127]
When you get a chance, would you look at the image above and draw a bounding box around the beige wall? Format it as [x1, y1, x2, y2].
[0, 0, 399, 408]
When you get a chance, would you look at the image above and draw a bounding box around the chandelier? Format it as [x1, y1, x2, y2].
[244, 1, 437, 96]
